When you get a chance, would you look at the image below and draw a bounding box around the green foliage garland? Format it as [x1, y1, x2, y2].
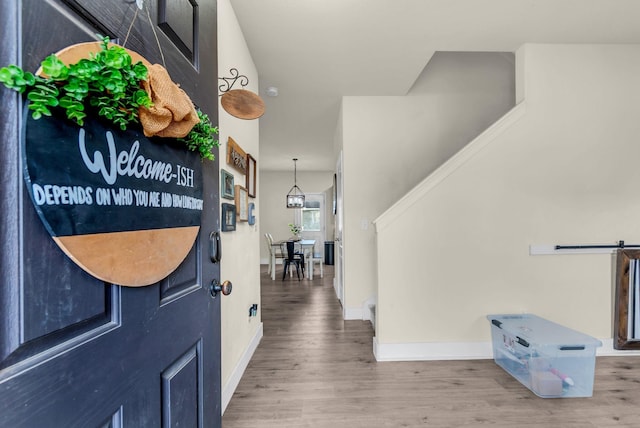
[178, 109, 219, 161]
[0, 37, 218, 160]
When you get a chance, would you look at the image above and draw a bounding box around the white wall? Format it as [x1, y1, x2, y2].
[341, 52, 516, 318]
[374, 44, 640, 358]
[324, 184, 335, 242]
[218, 0, 262, 411]
[259, 170, 333, 263]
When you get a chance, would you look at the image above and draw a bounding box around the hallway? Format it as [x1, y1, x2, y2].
[223, 266, 640, 427]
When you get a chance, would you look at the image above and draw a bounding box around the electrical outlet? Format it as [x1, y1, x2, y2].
[249, 303, 258, 317]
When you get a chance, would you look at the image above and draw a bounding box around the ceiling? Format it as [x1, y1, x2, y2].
[229, 0, 640, 172]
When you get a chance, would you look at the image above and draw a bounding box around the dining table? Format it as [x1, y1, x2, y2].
[271, 239, 316, 280]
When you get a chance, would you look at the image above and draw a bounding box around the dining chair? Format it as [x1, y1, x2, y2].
[281, 241, 304, 281]
[265, 233, 284, 279]
[293, 242, 306, 277]
[308, 249, 324, 279]
[267, 233, 286, 259]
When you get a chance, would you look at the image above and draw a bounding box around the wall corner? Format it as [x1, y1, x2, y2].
[515, 44, 527, 104]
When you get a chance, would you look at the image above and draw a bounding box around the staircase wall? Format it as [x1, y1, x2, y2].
[340, 52, 516, 318]
[373, 44, 640, 360]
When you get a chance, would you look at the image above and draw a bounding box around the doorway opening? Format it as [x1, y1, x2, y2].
[294, 193, 325, 259]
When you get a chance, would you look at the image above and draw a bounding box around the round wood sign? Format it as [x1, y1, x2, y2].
[22, 43, 203, 286]
[220, 89, 265, 120]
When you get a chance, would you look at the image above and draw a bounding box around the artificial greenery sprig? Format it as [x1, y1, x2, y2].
[0, 36, 219, 160]
[0, 37, 151, 129]
[178, 109, 218, 161]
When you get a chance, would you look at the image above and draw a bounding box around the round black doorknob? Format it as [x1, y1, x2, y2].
[209, 279, 232, 298]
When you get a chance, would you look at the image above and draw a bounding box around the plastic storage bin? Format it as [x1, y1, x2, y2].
[487, 314, 602, 398]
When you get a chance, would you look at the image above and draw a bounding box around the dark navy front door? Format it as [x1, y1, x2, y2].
[0, 0, 221, 426]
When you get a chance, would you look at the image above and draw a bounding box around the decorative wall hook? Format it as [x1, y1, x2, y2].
[218, 68, 265, 120]
[218, 68, 249, 95]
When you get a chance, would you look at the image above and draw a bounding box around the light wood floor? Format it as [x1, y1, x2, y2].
[222, 265, 640, 427]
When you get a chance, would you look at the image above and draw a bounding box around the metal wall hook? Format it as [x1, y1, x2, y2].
[218, 68, 249, 95]
[124, 0, 144, 10]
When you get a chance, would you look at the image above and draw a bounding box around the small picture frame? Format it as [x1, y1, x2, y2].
[221, 203, 236, 231]
[235, 185, 248, 222]
[246, 153, 257, 198]
[227, 137, 247, 174]
[248, 202, 256, 225]
[221, 169, 234, 200]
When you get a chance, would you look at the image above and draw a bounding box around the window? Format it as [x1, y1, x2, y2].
[301, 201, 321, 232]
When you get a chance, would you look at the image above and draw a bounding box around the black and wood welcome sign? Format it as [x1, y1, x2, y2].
[23, 110, 204, 286]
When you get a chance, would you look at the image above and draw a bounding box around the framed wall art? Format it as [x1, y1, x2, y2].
[226, 136, 247, 174]
[221, 169, 234, 200]
[221, 203, 236, 232]
[248, 202, 256, 225]
[235, 185, 248, 222]
[246, 153, 257, 198]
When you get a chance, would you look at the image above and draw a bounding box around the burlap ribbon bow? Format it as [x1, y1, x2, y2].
[139, 63, 199, 138]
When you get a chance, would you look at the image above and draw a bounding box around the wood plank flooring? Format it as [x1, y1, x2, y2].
[222, 265, 640, 427]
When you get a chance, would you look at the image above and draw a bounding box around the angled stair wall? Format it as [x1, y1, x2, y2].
[373, 44, 640, 361]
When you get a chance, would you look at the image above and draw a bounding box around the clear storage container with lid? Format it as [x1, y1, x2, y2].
[487, 313, 602, 398]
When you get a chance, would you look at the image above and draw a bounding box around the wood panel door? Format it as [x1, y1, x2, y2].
[0, 0, 222, 426]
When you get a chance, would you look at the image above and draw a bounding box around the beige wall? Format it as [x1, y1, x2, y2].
[218, 0, 262, 408]
[375, 44, 640, 349]
[341, 52, 516, 317]
[259, 170, 333, 263]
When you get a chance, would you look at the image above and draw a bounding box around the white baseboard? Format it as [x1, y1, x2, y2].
[372, 337, 640, 362]
[344, 297, 376, 321]
[373, 337, 493, 361]
[221, 322, 263, 413]
[344, 306, 375, 321]
[597, 338, 640, 356]
[344, 306, 365, 320]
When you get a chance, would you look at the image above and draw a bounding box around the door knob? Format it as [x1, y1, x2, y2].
[209, 279, 232, 298]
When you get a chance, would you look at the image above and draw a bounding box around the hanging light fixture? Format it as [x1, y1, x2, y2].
[286, 158, 305, 208]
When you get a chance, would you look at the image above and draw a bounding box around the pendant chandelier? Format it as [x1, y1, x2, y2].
[286, 158, 305, 208]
